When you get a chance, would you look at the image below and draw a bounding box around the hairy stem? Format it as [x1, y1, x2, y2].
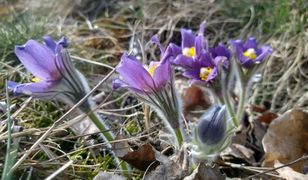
[236, 81, 248, 123]
[175, 127, 184, 148]
[87, 111, 130, 174]
[223, 93, 238, 127]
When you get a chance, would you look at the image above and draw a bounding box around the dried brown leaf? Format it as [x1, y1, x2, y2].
[121, 144, 156, 171]
[262, 109, 308, 172]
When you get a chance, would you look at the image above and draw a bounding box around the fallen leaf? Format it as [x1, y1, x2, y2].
[275, 161, 308, 180]
[262, 109, 308, 172]
[251, 104, 278, 124]
[183, 85, 211, 116]
[257, 111, 278, 124]
[183, 163, 225, 180]
[121, 144, 157, 171]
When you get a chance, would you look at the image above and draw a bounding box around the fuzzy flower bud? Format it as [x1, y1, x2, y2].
[190, 105, 231, 159]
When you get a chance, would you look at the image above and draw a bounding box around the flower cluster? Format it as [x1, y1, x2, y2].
[8, 22, 272, 164]
[112, 22, 272, 157]
[170, 22, 231, 85]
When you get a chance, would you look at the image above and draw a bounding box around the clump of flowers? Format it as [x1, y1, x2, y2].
[7, 20, 273, 176]
[166, 22, 272, 158]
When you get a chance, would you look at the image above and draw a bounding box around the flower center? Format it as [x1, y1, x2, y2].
[182, 47, 196, 58]
[243, 48, 257, 60]
[199, 67, 213, 81]
[148, 64, 157, 77]
[32, 77, 41, 82]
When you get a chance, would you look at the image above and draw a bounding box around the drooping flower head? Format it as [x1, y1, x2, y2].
[190, 105, 230, 159]
[230, 37, 272, 68]
[8, 36, 91, 111]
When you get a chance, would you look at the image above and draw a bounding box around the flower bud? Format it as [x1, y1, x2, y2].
[198, 105, 226, 145]
[190, 105, 230, 159]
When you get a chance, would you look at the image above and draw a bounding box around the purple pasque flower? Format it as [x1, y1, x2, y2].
[169, 21, 206, 68]
[190, 105, 230, 158]
[113, 49, 171, 94]
[8, 36, 91, 111]
[209, 43, 231, 69]
[113, 46, 182, 133]
[181, 51, 220, 84]
[167, 22, 230, 84]
[230, 37, 272, 68]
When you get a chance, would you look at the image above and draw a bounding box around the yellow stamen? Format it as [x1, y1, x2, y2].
[182, 47, 196, 58]
[243, 48, 257, 60]
[148, 64, 157, 76]
[32, 77, 41, 82]
[200, 67, 213, 81]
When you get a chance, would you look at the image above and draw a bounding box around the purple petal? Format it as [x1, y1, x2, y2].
[214, 43, 231, 60]
[112, 79, 145, 94]
[151, 35, 164, 54]
[58, 36, 68, 48]
[116, 53, 154, 92]
[241, 59, 255, 68]
[230, 39, 246, 64]
[206, 67, 218, 82]
[152, 60, 171, 90]
[244, 37, 258, 49]
[213, 56, 229, 69]
[7, 81, 21, 95]
[183, 69, 200, 80]
[199, 52, 214, 67]
[160, 45, 174, 64]
[43, 36, 57, 53]
[168, 43, 182, 57]
[44, 36, 69, 53]
[173, 55, 194, 68]
[8, 81, 59, 99]
[15, 40, 60, 81]
[255, 45, 272, 63]
[181, 29, 195, 48]
[195, 35, 205, 56]
[198, 21, 206, 36]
